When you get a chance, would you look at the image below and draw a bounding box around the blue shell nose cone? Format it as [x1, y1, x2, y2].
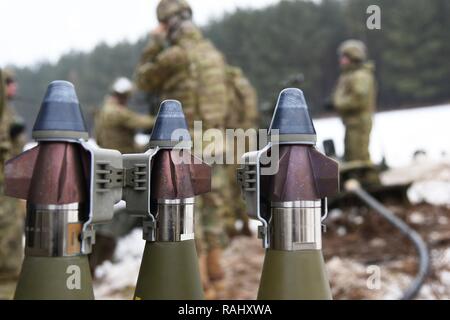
[269, 88, 316, 144]
[32, 81, 88, 140]
[149, 100, 192, 148]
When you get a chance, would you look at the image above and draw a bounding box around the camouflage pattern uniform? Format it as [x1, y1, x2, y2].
[136, 0, 230, 295]
[0, 69, 24, 299]
[91, 95, 154, 273]
[333, 40, 376, 163]
[3, 107, 26, 158]
[224, 66, 258, 237]
[136, 21, 228, 246]
[95, 96, 154, 154]
[0, 68, 8, 173]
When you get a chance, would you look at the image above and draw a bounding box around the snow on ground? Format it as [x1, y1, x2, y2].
[379, 154, 450, 207]
[94, 229, 144, 299]
[381, 156, 450, 185]
[136, 104, 450, 169]
[94, 229, 450, 300]
[408, 181, 450, 207]
[316, 104, 450, 207]
[314, 104, 450, 168]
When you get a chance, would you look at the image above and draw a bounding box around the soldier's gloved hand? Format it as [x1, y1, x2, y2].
[151, 24, 168, 46]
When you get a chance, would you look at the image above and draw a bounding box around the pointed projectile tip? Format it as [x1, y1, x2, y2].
[32, 81, 88, 141]
[269, 88, 316, 144]
[149, 100, 192, 148]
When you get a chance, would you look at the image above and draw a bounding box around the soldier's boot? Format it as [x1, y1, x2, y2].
[207, 248, 226, 292]
[88, 234, 117, 277]
[198, 254, 217, 300]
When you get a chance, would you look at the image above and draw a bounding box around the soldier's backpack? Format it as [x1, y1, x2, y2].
[225, 65, 258, 130]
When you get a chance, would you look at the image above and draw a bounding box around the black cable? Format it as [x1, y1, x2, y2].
[345, 180, 430, 300]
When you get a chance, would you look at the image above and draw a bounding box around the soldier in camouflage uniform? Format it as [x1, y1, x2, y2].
[0, 68, 24, 299]
[90, 77, 155, 274]
[333, 40, 376, 162]
[332, 40, 378, 185]
[95, 77, 154, 153]
[2, 71, 26, 158]
[135, 0, 229, 298]
[0, 68, 7, 169]
[224, 66, 258, 237]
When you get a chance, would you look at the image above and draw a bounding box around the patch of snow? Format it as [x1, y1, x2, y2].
[409, 212, 426, 224]
[93, 228, 144, 299]
[436, 248, 450, 266]
[315, 104, 450, 169]
[369, 238, 386, 248]
[408, 181, 450, 207]
[328, 209, 343, 221]
[113, 228, 145, 259]
[337, 226, 347, 236]
[135, 133, 150, 147]
[438, 216, 448, 225]
[381, 160, 450, 186]
[350, 215, 364, 225]
[440, 271, 450, 286]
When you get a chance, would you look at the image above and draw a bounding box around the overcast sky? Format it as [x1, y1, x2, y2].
[0, 0, 281, 67]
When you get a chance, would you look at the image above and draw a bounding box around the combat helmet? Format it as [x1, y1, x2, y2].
[338, 40, 367, 62]
[157, 0, 192, 23]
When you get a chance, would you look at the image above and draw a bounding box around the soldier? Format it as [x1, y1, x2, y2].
[90, 77, 155, 273]
[135, 0, 229, 299]
[332, 40, 378, 183]
[2, 70, 26, 157]
[224, 65, 258, 238]
[0, 68, 8, 171]
[0, 68, 24, 299]
[95, 77, 154, 153]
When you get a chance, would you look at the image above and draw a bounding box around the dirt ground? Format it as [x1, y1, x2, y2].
[93, 201, 450, 300]
[215, 203, 450, 300]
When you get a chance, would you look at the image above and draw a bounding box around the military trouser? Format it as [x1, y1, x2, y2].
[195, 165, 229, 254]
[343, 116, 372, 162]
[223, 164, 248, 233]
[343, 116, 379, 186]
[0, 187, 24, 299]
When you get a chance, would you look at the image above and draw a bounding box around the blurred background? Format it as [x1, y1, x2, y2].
[2, 0, 450, 137]
[1, 0, 450, 300]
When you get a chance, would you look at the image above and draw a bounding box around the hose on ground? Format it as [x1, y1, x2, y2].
[344, 179, 430, 300]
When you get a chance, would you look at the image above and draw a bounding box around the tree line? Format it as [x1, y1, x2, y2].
[11, 0, 450, 132]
